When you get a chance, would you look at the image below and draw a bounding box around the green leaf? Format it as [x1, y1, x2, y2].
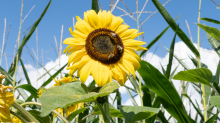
[182, 94, 204, 121]
[118, 106, 159, 123]
[40, 63, 67, 88]
[200, 18, 220, 25]
[205, 113, 218, 123]
[197, 23, 220, 41]
[16, 84, 38, 98]
[142, 85, 151, 107]
[166, 32, 176, 78]
[39, 81, 119, 116]
[78, 108, 89, 123]
[20, 59, 31, 85]
[204, 85, 211, 106]
[207, 33, 220, 57]
[166, 48, 189, 70]
[215, 60, 220, 84]
[188, 55, 208, 68]
[92, 0, 99, 13]
[93, 104, 124, 118]
[173, 68, 212, 86]
[152, 0, 200, 58]
[138, 61, 190, 122]
[157, 111, 169, 123]
[210, 96, 220, 110]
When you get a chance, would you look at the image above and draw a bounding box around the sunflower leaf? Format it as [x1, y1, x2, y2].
[39, 81, 119, 116]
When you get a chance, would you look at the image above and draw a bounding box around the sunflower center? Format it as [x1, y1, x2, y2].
[92, 35, 115, 54]
[86, 28, 124, 64]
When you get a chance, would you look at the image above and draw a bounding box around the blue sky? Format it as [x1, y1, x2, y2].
[0, 0, 219, 70]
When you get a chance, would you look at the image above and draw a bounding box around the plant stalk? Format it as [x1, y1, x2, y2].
[104, 96, 110, 122]
[20, 102, 69, 123]
[13, 0, 23, 94]
[96, 101, 109, 123]
[10, 110, 29, 123]
[12, 102, 39, 123]
[197, 0, 207, 121]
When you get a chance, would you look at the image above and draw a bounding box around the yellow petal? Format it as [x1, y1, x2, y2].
[124, 48, 140, 62]
[79, 60, 94, 83]
[84, 10, 99, 29]
[119, 29, 138, 39]
[63, 37, 85, 45]
[121, 59, 136, 77]
[75, 16, 94, 35]
[69, 27, 87, 39]
[92, 62, 110, 87]
[98, 10, 112, 28]
[123, 53, 140, 70]
[67, 55, 90, 70]
[115, 24, 130, 35]
[68, 48, 86, 64]
[110, 15, 124, 32]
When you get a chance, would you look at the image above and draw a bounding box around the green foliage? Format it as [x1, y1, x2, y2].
[118, 106, 159, 123]
[39, 81, 120, 116]
[138, 61, 191, 123]
[92, 0, 99, 13]
[152, 0, 200, 58]
[197, 23, 220, 41]
[210, 96, 220, 110]
[201, 18, 220, 25]
[173, 68, 212, 86]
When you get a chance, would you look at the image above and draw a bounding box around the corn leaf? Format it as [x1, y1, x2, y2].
[152, 0, 200, 58]
[173, 68, 212, 86]
[138, 61, 191, 122]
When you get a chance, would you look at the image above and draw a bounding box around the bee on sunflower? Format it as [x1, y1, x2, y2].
[63, 10, 147, 87]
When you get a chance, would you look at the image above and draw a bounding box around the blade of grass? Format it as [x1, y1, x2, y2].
[182, 94, 204, 121]
[40, 63, 67, 88]
[20, 59, 31, 85]
[200, 18, 220, 25]
[92, 0, 99, 13]
[152, 0, 200, 57]
[166, 32, 176, 78]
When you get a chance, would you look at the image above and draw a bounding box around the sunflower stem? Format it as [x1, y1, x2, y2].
[12, 102, 39, 123]
[10, 110, 29, 123]
[104, 96, 110, 121]
[96, 101, 110, 123]
[197, 0, 207, 121]
[20, 102, 69, 123]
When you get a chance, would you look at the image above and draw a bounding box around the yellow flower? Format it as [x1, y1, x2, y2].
[52, 76, 78, 87]
[0, 84, 15, 122]
[63, 10, 147, 87]
[0, 72, 5, 84]
[12, 116, 22, 123]
[66, 103, 84, 116]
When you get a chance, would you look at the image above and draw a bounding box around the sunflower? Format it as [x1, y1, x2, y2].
[63, 10, 147, 87]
